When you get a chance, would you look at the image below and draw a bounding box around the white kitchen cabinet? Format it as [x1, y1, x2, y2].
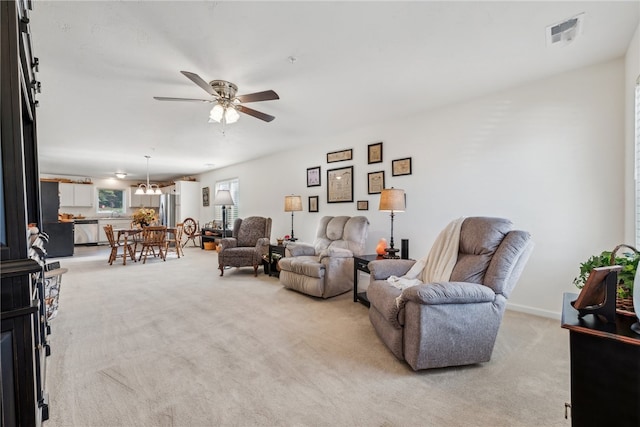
[129, 188, 160, 208]
[59, 183, 94, 207]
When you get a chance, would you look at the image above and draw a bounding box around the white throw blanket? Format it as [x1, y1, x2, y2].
[387, 217, 465, 307]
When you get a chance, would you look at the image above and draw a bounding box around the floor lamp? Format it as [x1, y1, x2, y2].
[284, 195, 302, 241]
[379, 187, 405, 259]
[213, 190, 235, 237]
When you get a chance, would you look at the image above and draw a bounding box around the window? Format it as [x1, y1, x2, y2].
[214, 178, 239, 229]
[97, 188, 126, 214]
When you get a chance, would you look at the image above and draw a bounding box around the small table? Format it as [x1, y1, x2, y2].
[561, 293, 640, 426]
[266, 244, 286, 277]
[200, 228, 231, 249]
[353, 254, 384, 307]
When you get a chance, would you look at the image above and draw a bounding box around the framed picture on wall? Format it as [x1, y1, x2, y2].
[392, 157, 412, 176]
[368, 142, 383, 164]
[327, 166, 353, 203]
[307, 166, 321, 187]
[309, 196, 319, 212]
[326, 148, 353, 163]
[357, 200, 368, 211]
[367, 171, 385, 194]
[202, 187, 210, 206]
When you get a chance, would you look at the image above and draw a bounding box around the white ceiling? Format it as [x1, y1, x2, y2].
[31, 1, 639, 182]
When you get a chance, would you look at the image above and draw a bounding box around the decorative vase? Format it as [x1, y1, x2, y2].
[632, 267, 640, 334]
[376, 238, 387, 256]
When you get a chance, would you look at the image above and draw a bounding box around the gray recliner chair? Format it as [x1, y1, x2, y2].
[367, 217, 533, 370]
[278, 216, 370, 298]
[218, 216, 272, 277]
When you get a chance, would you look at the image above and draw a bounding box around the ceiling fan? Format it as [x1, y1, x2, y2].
[154, 71, 279, 123]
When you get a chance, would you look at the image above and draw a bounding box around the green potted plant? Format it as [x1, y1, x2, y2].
[573, 244, 639, 314]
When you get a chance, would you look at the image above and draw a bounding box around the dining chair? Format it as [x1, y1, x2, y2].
[128, 221, 142, 255]
[165, 223, 184, 258]
[182, 217, 202, 247]
[104, 224, 136, 265]
[138, 226, 167, 264]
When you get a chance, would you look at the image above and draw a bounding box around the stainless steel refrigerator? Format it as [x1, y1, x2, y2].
[159, 194, 177, 227]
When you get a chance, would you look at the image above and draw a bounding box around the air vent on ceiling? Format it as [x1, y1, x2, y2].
[546, 13, 584, 46]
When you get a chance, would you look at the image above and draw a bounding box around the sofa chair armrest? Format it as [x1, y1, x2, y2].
[219, 237, 238, 251]
[319, 246, 353, 260]
[255, 237, 270, 255]
[368, 259, 416, 280]
[286, 242, 316, 257]
[402, 281, 496, 305]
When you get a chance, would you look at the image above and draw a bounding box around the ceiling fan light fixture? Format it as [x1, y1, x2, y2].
[225, 106, 240, 124]
[209, 103, 224, 122]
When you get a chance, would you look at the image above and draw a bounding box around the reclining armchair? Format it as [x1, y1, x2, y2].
[218, 216, 272, 277]
[279, 216, 369, 298]
[367, 217, 533, 370]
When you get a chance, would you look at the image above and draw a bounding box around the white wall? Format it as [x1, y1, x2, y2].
[198, 58, 626, 318]
[624, 22, 640, 244]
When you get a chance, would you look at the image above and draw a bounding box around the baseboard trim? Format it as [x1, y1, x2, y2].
[506, 302, 561, 320]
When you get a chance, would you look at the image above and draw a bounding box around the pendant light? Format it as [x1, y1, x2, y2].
[135, 155, 162, 195]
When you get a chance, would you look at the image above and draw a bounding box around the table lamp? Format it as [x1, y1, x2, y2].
[284, 195, 303, 241]
[213, 190, 235, 237]
[378, 187, 405, 259]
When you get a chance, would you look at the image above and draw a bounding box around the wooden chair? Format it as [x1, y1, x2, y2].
[182, 217, 202, 247]
[165, 223, 184, 258]
[138, 226, 167, 264]
[128, 221, 142, 255]
[104, 224, 136, 265]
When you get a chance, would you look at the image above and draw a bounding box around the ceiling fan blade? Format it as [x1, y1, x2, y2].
[236, 105, 275, 122]
[235, 90, 279, 103]
[154, 96, 212, 103]
[180, 71, 220, 97]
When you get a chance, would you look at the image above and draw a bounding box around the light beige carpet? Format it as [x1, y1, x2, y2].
[44, 245, 571, 427]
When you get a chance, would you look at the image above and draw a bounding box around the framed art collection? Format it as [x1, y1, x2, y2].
[357, 200, 368, 211]
[307, 166, 321, 187]
[308, 196, 319, 212]
[327, 166, 353, 203]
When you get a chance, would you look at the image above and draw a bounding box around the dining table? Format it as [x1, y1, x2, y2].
[113, 228, 143, 265]
[113, 226, 180, 264]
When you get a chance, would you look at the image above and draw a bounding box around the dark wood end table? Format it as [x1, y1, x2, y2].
[353, 254, 385, 307]
[267, 244, 286, 277]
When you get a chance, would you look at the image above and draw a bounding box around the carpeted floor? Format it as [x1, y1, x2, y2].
[44, 245, 571, 427]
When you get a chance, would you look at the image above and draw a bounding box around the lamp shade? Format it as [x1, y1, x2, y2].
[213, 189, 235, 206]
[284, 195, 302, 212]
[379, 188, 405, 212]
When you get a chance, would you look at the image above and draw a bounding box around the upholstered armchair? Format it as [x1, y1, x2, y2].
[218, 216, 272, 277]
[278, 216, 369, 298]
[367, 217, 533, 370]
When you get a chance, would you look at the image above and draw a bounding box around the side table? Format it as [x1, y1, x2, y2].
[267, 244, 286, 277]
[353, 254, 383, 307]
[561, 292, 640, 426]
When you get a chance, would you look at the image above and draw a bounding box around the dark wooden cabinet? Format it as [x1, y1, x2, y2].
[1, 0, 50, 425]
[561, 293, 640, 426]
